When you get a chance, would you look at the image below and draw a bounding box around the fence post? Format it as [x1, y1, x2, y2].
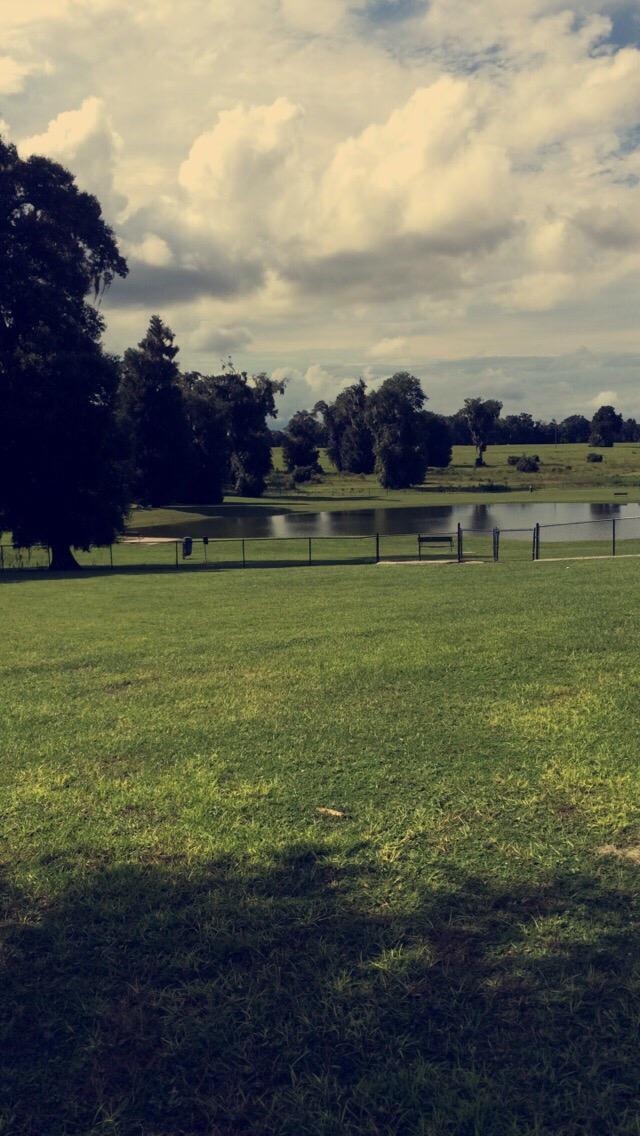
[375, 533, 380, 563]
[492, 527, 498, 562]
[612, 518, 616, 557]
[418, 534, 422, 561]
[242, 539, 246, 568]
[308, 537, 312, 566]
[175, 541, 179, 568]
[457, 523, 463, 563]
[109, 544, 113, 569]
[536, 522, 541, 560]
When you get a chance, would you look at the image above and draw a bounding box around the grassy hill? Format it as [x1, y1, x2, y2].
[3, 557, 640, 1133]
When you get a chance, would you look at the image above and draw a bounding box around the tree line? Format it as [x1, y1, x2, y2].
[277, 395, 640, 482]
[1, 140, 637, 569]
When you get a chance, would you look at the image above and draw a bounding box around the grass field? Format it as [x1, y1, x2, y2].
[3, 558, 640, 1134]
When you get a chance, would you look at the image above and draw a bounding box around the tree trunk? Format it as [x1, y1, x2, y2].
[49, 543, 81, 571]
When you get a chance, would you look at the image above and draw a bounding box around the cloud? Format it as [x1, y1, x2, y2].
[589, 389, 619, 408]
[189, 324, 253, 354]
[4, 0, 640, 418]
[369, 336, 408, 358]
[178, 98, 305, 246]
[19, 96, 125, 220]
[0, 56, 35, 95]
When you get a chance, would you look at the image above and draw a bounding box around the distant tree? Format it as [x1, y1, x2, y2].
[118, 316, 191, 506]
[622, 417, 640, 442]
[460, 398, 503, 466]
[589, 404, 623, 448]
[446, 410, 472, 445]
[209, 369, 286, 496]
[366, 373, 431, 489]
[559, 414, 591, 444]
[422, 411, 453, 468]
[180, 372, 229, 503]
[282, 410, 322, 472]
[498, 412, 539, 445]
[315, 379, 374, 474]
[0, 138, 129, 570]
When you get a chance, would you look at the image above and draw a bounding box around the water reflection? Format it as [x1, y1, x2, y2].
[146, 500, 640, 543]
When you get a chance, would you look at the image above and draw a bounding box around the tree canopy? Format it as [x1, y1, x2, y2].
[461, 398, 503, 466]
[366, 373, 433, 489]
[118, 315, 191, 507]
[0, 138, 128, 569]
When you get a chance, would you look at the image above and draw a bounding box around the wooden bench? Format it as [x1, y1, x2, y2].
[417, 534, 454, 558]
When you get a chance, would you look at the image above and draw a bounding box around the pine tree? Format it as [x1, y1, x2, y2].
[118, 316, 191, 506]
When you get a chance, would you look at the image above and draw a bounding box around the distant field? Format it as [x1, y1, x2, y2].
[270, 441, 640, 502]
[3, 558, 640, 1134]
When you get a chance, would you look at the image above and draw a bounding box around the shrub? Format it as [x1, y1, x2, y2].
[515, 455, 540, 473]
[507, 455, 520, 466]
[291, 464, 323, 484]
[586, 452, 604, 463]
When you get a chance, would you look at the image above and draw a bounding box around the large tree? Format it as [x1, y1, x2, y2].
[180, 372, 229, 503]
[118, 316, 191, 506]
[366, 373, 432, 489]
[460, 397, 503, 466]
[209, 368, 285, 496]
[282, 410, 322, 473]
[559, 414, 591, 444]
[0, 138, 128, 569]
[315, 379, 374, 474]
[422, 411, 453, 468]
[589, 404, 623, 448]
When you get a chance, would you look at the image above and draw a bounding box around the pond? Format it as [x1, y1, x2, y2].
[148, 501, 640, 543]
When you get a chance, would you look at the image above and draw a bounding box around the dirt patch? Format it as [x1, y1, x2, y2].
[599, 843, 640, 864]
[121, 536, 177, 544]
[377, 559, 485, 567]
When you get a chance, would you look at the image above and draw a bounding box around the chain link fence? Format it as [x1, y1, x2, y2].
[2, 516, 640, 573]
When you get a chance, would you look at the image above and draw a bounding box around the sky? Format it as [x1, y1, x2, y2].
[3, 0, 640, 423]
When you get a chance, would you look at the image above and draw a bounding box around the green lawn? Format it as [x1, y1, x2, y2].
[2, 559, 640, 1134]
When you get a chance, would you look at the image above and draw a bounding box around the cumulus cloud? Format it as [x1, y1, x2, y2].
[19, 96, 126, 220]
[589, 388, 619, 407]
[189, 324, 253, 354]
[0, 56, 35, 95]
[178, 98, 305, 246]
[5, 0, 640, 414]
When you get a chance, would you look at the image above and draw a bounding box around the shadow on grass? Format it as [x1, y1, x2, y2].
[2, 845, 640, 1135]
[0, 558, 379, 583]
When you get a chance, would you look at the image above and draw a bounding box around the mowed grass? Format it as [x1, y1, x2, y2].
[2, 560, 640, 1135]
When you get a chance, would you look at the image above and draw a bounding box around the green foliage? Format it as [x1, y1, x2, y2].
[590, 405, 623, 447]
[366, 372, 432, 489]
[282, 410, 322, 472]
[0, 137, 129, 567]
[316, 379, 375, 474]
[460, 397, 503, 466]
[422, 411, 453, 468]
[180, 372, 228, 503]
[560, 414, 591, 443]
[290, 463, 323, 484]
[118, 316, 190, 507]
[515, 454, 540, 472]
